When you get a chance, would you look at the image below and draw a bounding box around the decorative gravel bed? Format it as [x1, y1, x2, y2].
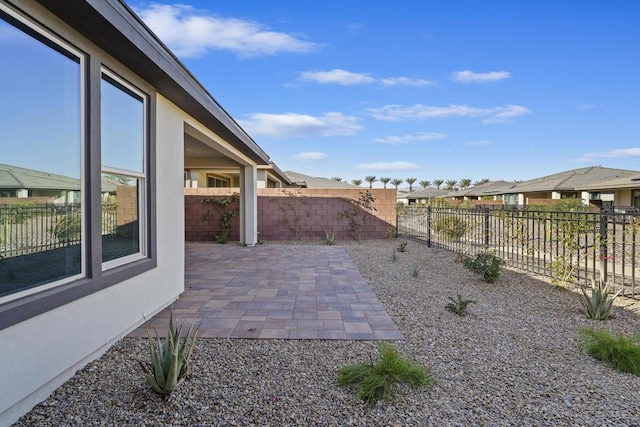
[14, 239, 640, 426]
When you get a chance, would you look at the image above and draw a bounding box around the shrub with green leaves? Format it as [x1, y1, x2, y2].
[581, 275, 621, 320]
[577, 328, 640, 377]
[445, 294, 476, 316]
[337, 342, 434, 405]
[463, 251, 504, 283]
[433, 215, 467, 240]
[397, 241, 408, 252]
[324, 230, 336, 245]
[139, 311, 199, 395]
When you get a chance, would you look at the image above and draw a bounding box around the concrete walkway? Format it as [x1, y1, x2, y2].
[129, 243, 403, 340]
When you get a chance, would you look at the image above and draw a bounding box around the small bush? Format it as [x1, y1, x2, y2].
[463, 251, 504, 283]
[397, 242, 408, 252]
[577, 328, 640, 377]
[337, 342, 434, 405]
[324, 230, 336, 245]
[581, 275, 620, 320]
[412, 266, 419, 278]
[433, 216, 467, 240]
[445, 294, 476, 316]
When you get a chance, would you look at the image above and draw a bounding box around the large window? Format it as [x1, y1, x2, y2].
[0, 3, 154, 314]
[0, 8, 83, 298]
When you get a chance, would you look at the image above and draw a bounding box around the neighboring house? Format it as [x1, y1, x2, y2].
[445, 180, 516, 204]
[400, 188, 448, 204]
[0, 163, 81, 204]
[0, 1, 281, 424]
[285, 171, 360, 189]
[493, 166, 639, 206]
[580, 173, 640, 213]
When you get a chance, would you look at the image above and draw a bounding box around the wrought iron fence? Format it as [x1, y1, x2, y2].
[0, 204, 118, 258]
[397, 205, 640, 297]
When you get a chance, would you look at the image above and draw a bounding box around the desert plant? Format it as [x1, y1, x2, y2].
[139, 311, 199, 395]
[338, 190, 377, 241]
[433, 215, 467, 240]
[445, 294, 476, 316]
[337, 342, 434, 405]
[463, 251, 504, 283]
[577, 328, 640, 376]
[324, 230, 336, 245]
[581, 275, 621, 320]
[397, 241, 407, 252]
[49, 211, 81, 243]
[411, 266, 419, 278]
[202, 193, 240, 244]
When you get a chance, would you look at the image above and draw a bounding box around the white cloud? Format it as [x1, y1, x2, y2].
[355, 161, 421, 172]
[451, 70, 511, 83]
[134, 4, 319, 57]
[576, 148, 640, 162]
[373, 132, 447, 144]
[466, 140, 492, 146]
[576, 104, 596, 111]
[238, 112, 364, 137]
[299, 69, 376, 85]
[379, 77, 436, 87]
[292, 152, 328, 161]
[368, 103, 530, 123]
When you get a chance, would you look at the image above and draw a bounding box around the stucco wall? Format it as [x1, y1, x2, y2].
[185, 187, 397, 242]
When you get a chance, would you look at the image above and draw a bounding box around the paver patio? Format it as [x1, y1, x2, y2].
[129, 243, 403, 340]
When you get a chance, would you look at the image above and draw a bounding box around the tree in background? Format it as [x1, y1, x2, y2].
[365, 176, 377, 188]
[405, 177, 417, 192]
[391, 178, 404, 189]
[352, 179, 363, 186]
[332, 177, 344, 182]
[380, 177, 391, 189]
[433, 179, 444, 189]
[419, 180, 431, 189]
[474, 178, 490, 186]
[444, 179, 458, 191]
[459, 178, 472, 189]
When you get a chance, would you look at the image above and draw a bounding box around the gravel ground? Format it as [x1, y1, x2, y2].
[14, 239, 640, 426]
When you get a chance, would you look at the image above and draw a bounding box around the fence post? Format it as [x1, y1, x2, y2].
[484, 209, 490, 247]
[427, 206, 432, 248]
[598, 214, 608, 281]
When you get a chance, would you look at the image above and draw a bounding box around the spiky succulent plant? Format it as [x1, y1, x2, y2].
[139, 311, 199, 395]
[581, 275, 621, 320]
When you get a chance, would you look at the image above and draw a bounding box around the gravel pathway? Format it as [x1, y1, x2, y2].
[14, 239, 640, 426]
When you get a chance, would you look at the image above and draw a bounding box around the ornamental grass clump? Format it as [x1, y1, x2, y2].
[577, 328, 640, 377]
[337, 342, 434, 405]
[445, 294, 476, 316]
[581, 275, 621, 320]
[139, 311, 199, 395]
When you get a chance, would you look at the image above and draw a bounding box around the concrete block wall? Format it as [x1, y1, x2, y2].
[184, 187, 397, 242]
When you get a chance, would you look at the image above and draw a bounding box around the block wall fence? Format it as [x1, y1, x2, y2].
[184, 188, 397, 242]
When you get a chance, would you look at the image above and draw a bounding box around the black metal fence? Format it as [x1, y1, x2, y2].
[0, 204, 117, 258]
[397, 205, 640, 297]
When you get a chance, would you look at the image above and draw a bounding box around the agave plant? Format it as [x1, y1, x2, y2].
[581, 275, 621, 320]
[139, 311, 199, 395]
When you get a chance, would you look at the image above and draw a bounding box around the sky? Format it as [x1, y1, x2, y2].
[7, 1, 639, 187]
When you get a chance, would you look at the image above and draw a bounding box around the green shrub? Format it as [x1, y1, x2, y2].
[337, 342, 434, 405]
[445, 294, 476, 316]
[411, 266, 419, 278]
[577, 328, 640, 376]
[433, 216, 467, 240]
[581, 275, 620, 320]
[397, 241, 408, 252]
[463, 251, 504, 283]
[49, 212, 81, 243]
[324, 230, 336, 245]
[139, 311, 199, 395]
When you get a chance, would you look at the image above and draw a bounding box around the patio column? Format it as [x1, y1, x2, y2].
[239, 164, 258, 246]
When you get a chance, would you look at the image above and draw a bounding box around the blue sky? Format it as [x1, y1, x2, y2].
[6, 1, 639, 186]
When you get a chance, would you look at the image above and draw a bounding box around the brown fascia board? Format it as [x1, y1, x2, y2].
[35, 0, 271, 165]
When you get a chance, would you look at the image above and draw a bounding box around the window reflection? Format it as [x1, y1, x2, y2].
[101, 173, 140, 263]
[0, 15, 82, 298]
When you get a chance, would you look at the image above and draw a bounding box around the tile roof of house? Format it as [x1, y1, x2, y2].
[504, 166, 639, 193]
[404, 188, 449, 199]
[580, 173, 640, 190]
[0, 164, 80, 191]
[284, 171, 359, 189]
[462, 180, 517, 196]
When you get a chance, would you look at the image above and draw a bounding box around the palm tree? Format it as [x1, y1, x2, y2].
[391, 178, 404, 189]
[433, 179, 444, 189]
[405, 177, 417, 192]
[331, 177, 343, 182]
[459, 178, 472, 189]
[444, 179, 458, 191]
[419, 180, 431, 189]
[351, 179, 363, 186]
[365, 176, 377, 188]
[380, 177, 391, 189]
[474, 178, 490, 186]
